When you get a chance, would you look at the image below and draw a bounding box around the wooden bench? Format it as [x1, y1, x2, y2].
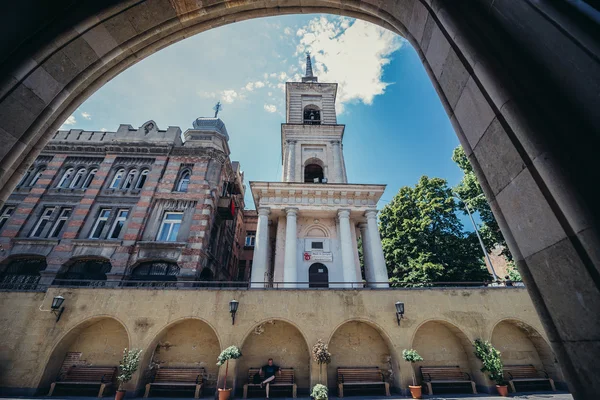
[144, 367, 205, 398]
[420, 366, 476, 395]
[243, 368, 296, 398]
[504, 364, 556, 393]
[337, 367, 390, 398]
[48, 366, 117, 397]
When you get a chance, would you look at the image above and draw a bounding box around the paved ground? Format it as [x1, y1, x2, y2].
[3, 393, 572, 400]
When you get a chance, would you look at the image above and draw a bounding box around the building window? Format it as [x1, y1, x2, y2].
[245, 231, 256, 247]
[122, 169, 137, 189]
[0, 206, 15, 230]
[303, 105, 321, 125]
[304, 164, 324, 183]
[157, 212, 183, 242]
[57, 168, 74, 188]
[311, 241, 324, 250]
[131, 261, 180, 281]
[69, 168, 87, 188]
[90, 209, 111, 239]
[110, 168, 125, 189]
[49, 207, 72, 238]
[108, 209, 129, 239]
[17, 169, 33, 188]
[29, 168, 45, 187]
[176, 170, 191, 192]
[0, 257, 47, 289]
[30, 207, 56, 238]
[135, 169, 149, 189]
[82, 168, 97, 189]
[237, 260, 247, 281]
[55, 258, 112, 286]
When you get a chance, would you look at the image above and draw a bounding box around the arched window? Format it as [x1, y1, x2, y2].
[304, 164, 324, 183]
[110, 168, 125, 189]
[17, 168, 33, 188]
[82, 168, 97, 189]
[122, 169, 138, 189]
[176, 170, 191, 192]
[303, 105, 321, 125]
[55, 258, 112, 286]
[131, 261, 180, 282]
[69, 168, 87, 188]
[309, 263, 329, 288]
[0, 257, 47, 289]
[135, 169, 149, 189]
[29, 167, 45, 187]
[57, 167, 74, 188]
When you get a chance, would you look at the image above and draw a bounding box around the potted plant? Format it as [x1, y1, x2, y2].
[216, 345, 242, 400]
[473, 339, 508, 396]
[312, 339, 332, 384]
[311, 383, 328, 400]
[402, 349, 423, 399]
[116, 348, 142, 400]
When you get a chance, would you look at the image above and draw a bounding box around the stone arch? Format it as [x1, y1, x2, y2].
[0, 2, 598, 397]
[139, 317, 222, 392]
[491, 318, 561, 384]
[303, 224, 330, 238]
[0, 254, 47, 288]
[410, 319, 479, 388]
[327, 319, 398, 392]
[38, 316, 130, 393]
[238, 319, 311, 391]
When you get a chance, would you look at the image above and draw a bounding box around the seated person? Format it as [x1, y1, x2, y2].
[261, 358, 281, 399]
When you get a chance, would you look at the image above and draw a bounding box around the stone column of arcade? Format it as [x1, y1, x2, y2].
[365, 210, 389, 288]
[250, 207, 270, 288]
[331, 140, 342, 183]
[284, 208, 299, 288]
[285, 140, 296, 182]
[338, 209, 357, 288]
[358, 222, 376, 287]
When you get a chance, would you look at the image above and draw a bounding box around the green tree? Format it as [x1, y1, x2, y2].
[452, 146, 513, 261]
[380, 176, 491, 286]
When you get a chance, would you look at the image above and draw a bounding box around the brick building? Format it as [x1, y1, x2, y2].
[0, 117, 245, 286]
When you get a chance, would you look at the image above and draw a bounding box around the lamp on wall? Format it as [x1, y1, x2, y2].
[51, 295, 65, 322]
[395, 301, 404, 326]
[229, 299, 239, 325]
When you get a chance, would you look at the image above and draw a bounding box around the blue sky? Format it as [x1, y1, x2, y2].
[64, 15, 463, 213]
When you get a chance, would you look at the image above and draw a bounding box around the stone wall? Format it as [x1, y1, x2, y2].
[0, 287, 562, 396]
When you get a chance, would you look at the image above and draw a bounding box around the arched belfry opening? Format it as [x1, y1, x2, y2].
[304, 164, 324, 183]
[303, 105, 321, 125]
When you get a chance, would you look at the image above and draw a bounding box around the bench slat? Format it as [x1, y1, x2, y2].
[144, 368, 205, 399]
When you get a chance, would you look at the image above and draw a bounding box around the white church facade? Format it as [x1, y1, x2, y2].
[250, 55, 390, 288]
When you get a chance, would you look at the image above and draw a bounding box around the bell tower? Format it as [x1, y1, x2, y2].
[281, 54, 347, 183]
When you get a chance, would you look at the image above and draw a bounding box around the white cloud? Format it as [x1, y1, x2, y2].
[60, 114, 76, 129]
[278, 72, 288, 81]
[100, 128, 107, 132]
[264, 104, 277, 113]
[81, 111, 91, 120]
[245, 82, 255, 91]
[254, 81, 265, 89]
[284, 27, 293, 35]
[270, 73, 277, 78]
[199, 91, 217, 98]
[294, 16, 403, 112]
[222, 90, 239, 104]
[268, 92, 273, 97]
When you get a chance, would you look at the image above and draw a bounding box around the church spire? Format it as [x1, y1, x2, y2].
[302, 52, 318, 83]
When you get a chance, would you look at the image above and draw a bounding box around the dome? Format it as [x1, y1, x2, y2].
[192, 117, 229, 140]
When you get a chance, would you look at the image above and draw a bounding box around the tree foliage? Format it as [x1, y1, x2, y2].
[380, 176, 491, 286]
[452, 146, 512, 260]
[117, 348, 142, 389]
[473, 339, 506, 385]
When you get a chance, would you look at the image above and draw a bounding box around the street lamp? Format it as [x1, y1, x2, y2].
[229, 299, 239, 325]
[395, 301, 404, 326]
[51, 295, 65, 322]
[453, 192, 498, 282]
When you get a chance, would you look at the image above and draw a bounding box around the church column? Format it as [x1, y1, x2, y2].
[331, 140, 342, 183]
[250, 207, 270, 288]
[283, 208, 299, 288]
[365, 210, 389, 288]
[359, 222, 376, 287]
[338, 209, 357, 287]
[285, 140, 296, 182]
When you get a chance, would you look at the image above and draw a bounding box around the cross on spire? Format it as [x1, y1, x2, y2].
[302, 52, 318, 83]
[213, 101, 222, 118]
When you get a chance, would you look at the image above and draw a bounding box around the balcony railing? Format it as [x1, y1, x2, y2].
[0, 280, 525, 292]
[303, 120, 321, 125]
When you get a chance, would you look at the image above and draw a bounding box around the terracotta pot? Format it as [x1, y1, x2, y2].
[218, 388, 232, 400]
[496, 385, 508, 397]
[115, 390, 126, 400]
[409, 385, 422, 399]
